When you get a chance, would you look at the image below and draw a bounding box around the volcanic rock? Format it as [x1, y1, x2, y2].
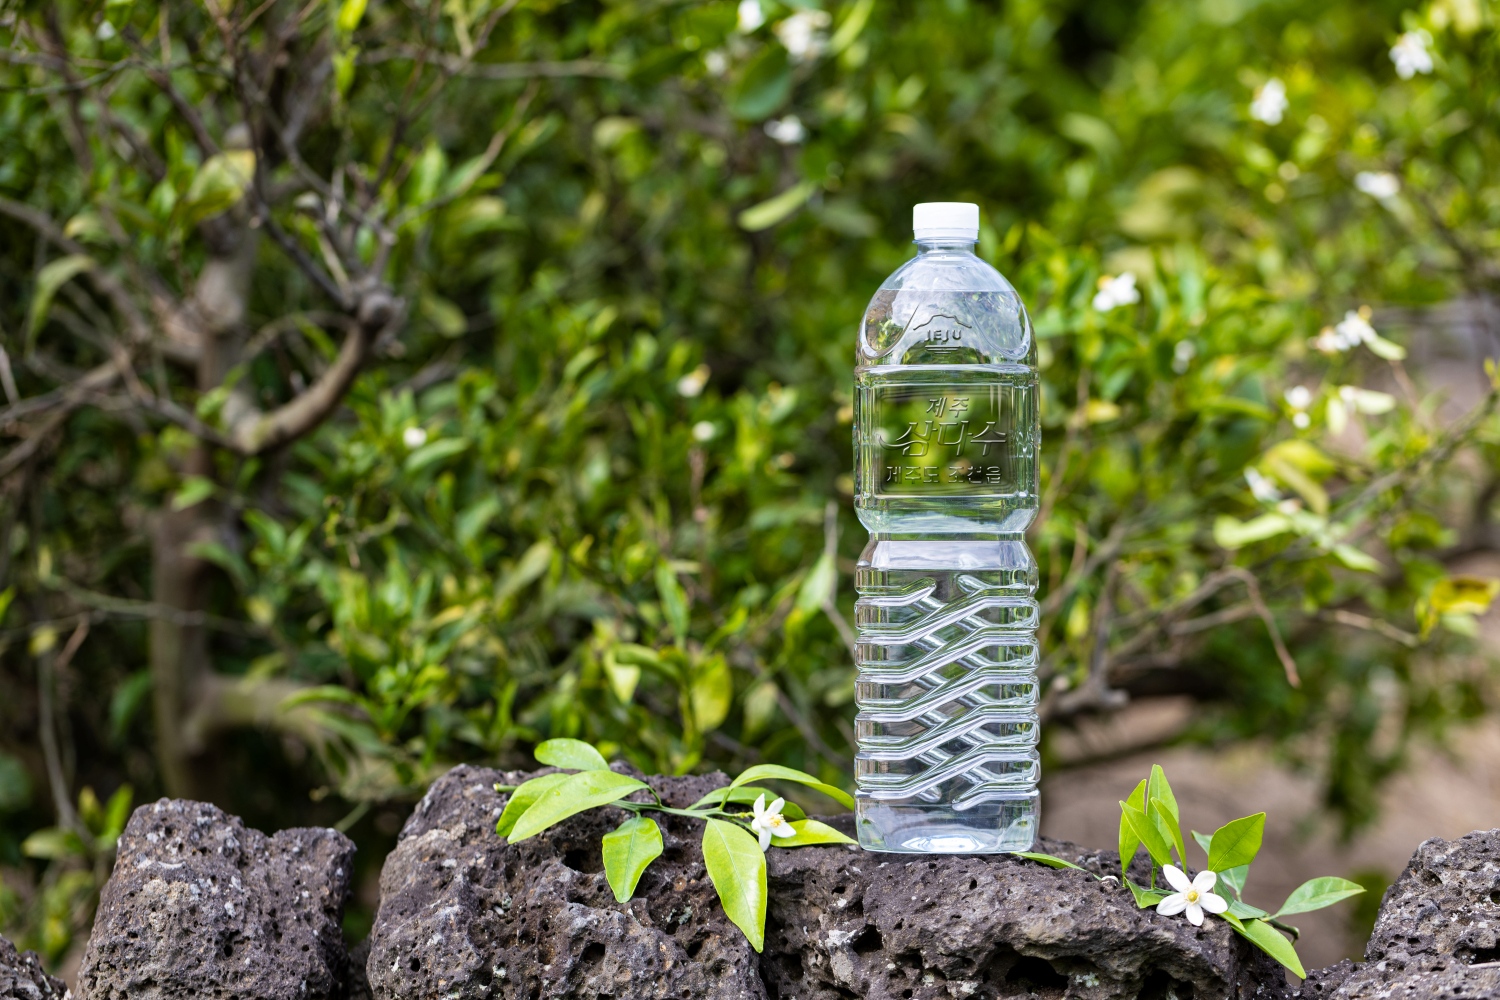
[76, 798, 355, 1000]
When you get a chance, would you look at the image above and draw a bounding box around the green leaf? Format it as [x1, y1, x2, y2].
[181, 150, 256, 226]
[171, 475, 217, 511]
[1126, 880, 1168, 908]
[495, 772, 571, 838]
[22, 827, 87, 860]
[655, 562, 690, 642]
[689, 653, 732, 731]
[1273, 877, 1365, 918]
[728, 45, 791, 121]
[1120, 800, 1172, 869]
[1119, 779, 1147, 878]
[691, 785, 805, 820]
[1235, 918, 1305, 979]
[602, 816, 664, 902]
[403, 437, 470, 476]
[506, 769, 648, 842]
[1214, 513, 1293, 549]
[829, 0, 874, 53]
[27, 254, 93, 346]
[702, 818, 768, 951]
[495, 540, 554, 604]
[534, 738, 609, 771]
[1147, 766, 1185, 863]
[730, 764, 854, 810]
[1220, 864, 1250, 898]
[1332, 544, 1382, 573]
[1207, 813, 1265, 872]
[775, 819, 855, 847]
[1227, 898, 1269, 919]
[1012, 851, 1087, 871]
[336, 0, 368, 33]
[738, 181, 817, 232]
[795, 551, 836, 616]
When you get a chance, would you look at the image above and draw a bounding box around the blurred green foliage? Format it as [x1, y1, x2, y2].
[1, 0, 1498, 967]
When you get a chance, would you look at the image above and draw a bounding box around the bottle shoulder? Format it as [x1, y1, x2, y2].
[860, 250, 1032, 366]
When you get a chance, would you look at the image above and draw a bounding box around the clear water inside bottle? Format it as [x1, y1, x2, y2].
[853, 234, 1040, 853]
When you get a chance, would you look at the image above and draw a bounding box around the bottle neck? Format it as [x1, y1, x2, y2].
[915, 238, 977, 253]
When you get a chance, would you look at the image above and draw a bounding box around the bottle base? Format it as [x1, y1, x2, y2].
[855, 793, 1038, 854]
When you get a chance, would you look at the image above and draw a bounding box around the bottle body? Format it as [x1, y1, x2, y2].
[852, 236, 1040, 853]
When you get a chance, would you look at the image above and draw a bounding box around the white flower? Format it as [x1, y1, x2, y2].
[402, 426, 428, 449]
[774, 10, 831, 62]
[96, 19, 117, 40]
[704, 49, 729, 76]
[692, 420, 716, 442]
[1355, 171, 1401, 200]
[737, 0, 765, 32]
[1313, 310, 1376, 354]
[1390, 30, 1434, 79]
[749, 793, 796, 851]
[1156, 865, 1229, 927]
[1092, 272, 1140, 312]
[1245, 467, 1283, 503]
[1172, 340, 1197, 374]
[1249, 78, 1288, 125]
[764, 115, 807, 145]
[1284, 385, 1313, 428]
[676, 364, 710, 398]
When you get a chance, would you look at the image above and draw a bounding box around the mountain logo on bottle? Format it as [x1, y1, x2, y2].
[907, 313, 972, 352]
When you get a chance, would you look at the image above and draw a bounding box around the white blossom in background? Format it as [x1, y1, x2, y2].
[749, 794, 796, 851]
[1313, 309, 1374, 353]
[764, 115, 807, 145]
[1249, 78, 1288, 125]
[1172, 340, 1197, 374]
[1157, 865, 1229, 927]
[402, 427, 428, 449]
[96, 20, 117, 40]
[1390, 30, 1434, 79]
[775, 9, 831, 62]
[737, 0, 765, 32]
[676, 364, 710, 398]
[1355, 171, 1401, 200]
[692, 421, 717, 442]
[1245, 467, 1283, 504]
[704, 50, 729, 76]
[1284, 385, 1313, 429]
[1092, 272, 1140, 312]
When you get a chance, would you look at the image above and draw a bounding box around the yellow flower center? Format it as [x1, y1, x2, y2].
[1186, 890, 1199, 903]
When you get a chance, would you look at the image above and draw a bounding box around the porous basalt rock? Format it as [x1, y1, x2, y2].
[366, 765, 1285, 999]
[0, 934, 68, 1000]
[1328, 828, 1500, 999]
[366, 764, 760, 1000]
[77, 798, 355, 1000]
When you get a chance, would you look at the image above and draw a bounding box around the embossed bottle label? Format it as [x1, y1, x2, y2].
[857, 369, 1037, 498]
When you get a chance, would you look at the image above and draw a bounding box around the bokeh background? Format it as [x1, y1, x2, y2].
[2, 0, 1498, 978]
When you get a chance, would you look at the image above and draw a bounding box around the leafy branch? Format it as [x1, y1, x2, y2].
[1017, 764, 1365, 979]
[494, 739, 854, 950]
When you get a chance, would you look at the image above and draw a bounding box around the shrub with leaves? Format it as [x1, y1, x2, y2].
[1020, 765, 1365, 979]
[495, 738, 854, 950]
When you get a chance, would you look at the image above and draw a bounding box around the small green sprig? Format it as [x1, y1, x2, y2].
[493, 739, 854, 950]
[1016, 764, 1365, 979]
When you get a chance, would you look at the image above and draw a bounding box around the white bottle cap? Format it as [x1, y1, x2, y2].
[913, 202, 979, 241]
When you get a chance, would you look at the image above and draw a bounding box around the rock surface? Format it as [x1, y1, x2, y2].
[1329, 828, 1500, 999]
[0, 934, 68, 1000]
[366, 765, 1286, 999]
[76, 798, 355, 1000]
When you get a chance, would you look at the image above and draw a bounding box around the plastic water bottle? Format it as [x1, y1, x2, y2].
[852, 202, 1040, 853]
